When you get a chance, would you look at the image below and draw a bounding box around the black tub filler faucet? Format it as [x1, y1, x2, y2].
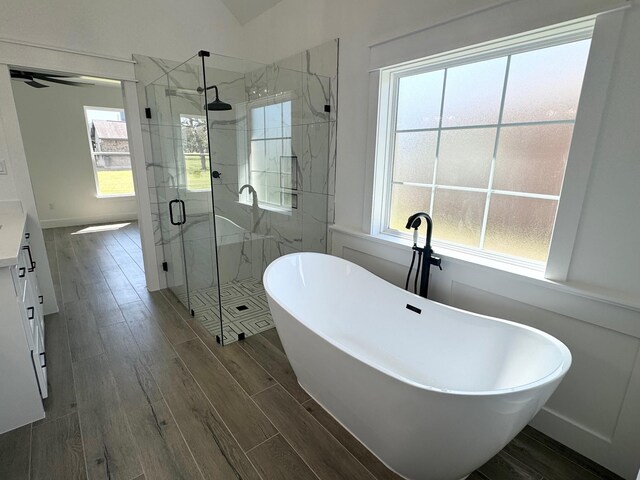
[405, 212, 442, 299]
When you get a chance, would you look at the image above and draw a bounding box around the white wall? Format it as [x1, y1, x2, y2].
[0, 66, 57, 315]
[567, 4, 640, 297]
[240, 0, 640, 478]
[12, 81, 137, 228]
[0, 0, 245, 62]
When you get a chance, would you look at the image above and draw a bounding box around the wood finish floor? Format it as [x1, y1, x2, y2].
[0, 222, 623, 480]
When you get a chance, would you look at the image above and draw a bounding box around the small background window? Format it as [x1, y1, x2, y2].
[84, 106, 135, 197]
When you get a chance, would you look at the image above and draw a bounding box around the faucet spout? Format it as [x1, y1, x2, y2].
[239, 184, 256, 195]
[405, 212, 433, 250]
[405, 212, 440, 299]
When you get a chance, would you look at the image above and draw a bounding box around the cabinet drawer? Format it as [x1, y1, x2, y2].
[11, 250, 29, 296]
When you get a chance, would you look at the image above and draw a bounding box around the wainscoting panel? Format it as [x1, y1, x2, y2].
[451, 282, 639, 442]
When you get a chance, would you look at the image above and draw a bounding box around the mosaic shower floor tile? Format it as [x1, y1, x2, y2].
[176, 277, 275, 344]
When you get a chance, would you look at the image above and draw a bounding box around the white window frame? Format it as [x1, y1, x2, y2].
[242, 93, 295, 213]
[83, 105, 135, 198]
[372, 19, 595, 272]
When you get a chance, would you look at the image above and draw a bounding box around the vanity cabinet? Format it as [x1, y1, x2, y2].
[0, 213, 47, 433]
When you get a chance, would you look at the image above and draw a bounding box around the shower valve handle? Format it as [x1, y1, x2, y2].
[211, 170, 222, 179]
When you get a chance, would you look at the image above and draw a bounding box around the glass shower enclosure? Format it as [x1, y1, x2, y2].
[144, 50, 333, 344]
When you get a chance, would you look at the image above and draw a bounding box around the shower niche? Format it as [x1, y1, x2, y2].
[135, 41, 338, 344]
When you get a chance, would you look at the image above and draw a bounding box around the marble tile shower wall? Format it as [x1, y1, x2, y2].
[133, 39, 338, 292]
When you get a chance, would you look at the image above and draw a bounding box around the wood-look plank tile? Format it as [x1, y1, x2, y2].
[36, 313, 77, 425]
[150, 357, 260, 480]
[247, 434, 318, 480]
[253, 385, 375, 480]
[467, 472, 490, 480]
[0, 424, 31, 480]
[102, 269, 141, 306]
[141, 291, 196, 345]
[302, 399, 402, 480]
[477, 450, 543, 480]
[93, 305, 126, 328]
[31, 413, 86, 480]
[64, 300, 104, 363]
[74, 262, 106, 286]
[175, 339, 276, 450]
[503, 433, 601, 480]
[55, 225, 78, 243]
[84, 281, 123, 325]
[158, 289, 276, 396]
[522, 427, 623, 480]
[43, 228, 55, 242]
[59, 271, 88, 304]
[121, 301, 177, 366]
[126, 400, 204, 480]
[99, 322, 162, 411]
[209, 341, 276, 396]
[260, 328, 286, 354]
[107, 284, 142, 307]
[73, 354, 143, 480]
[241, 334, 309, 403]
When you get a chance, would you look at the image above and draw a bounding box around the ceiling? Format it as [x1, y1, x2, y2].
[220, 0, 283, 25]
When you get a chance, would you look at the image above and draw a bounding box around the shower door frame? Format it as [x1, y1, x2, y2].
[198, 50, 226, 345]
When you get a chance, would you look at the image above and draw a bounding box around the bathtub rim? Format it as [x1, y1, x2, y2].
[264, 252, 572, 397]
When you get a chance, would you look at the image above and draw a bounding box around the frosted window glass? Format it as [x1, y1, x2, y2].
[251, 107, 264, 139]
[484, 195, 558, 262]
[432, 190, 485, 247]
[396, 71, 444, 130]
[389, 184, 431, 232]
[436, 128, 496, 188]
[442, 57, 507, 127]
[493, 124, 573, 195]
[392, 131, 437, 184]
[502, 40, 591, 123]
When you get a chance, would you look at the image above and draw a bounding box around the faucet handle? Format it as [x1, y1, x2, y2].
[430, 255, 442, 270]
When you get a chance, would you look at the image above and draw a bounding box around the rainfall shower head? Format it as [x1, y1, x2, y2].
[197, 84, 232, 111]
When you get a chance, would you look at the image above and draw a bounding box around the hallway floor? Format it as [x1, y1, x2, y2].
[0, 222, 623, 480]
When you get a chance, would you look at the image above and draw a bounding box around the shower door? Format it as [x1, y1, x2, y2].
[145, 54, 221, 316]
[204, 55, 333, 344]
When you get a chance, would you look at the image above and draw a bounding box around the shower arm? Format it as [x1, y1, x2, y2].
[197, 85, 220, 97]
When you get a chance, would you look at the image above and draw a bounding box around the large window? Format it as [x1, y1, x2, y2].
[248, 99, 296, 209]
[378, 35, 591, 266]
[84, 106, 134, 197]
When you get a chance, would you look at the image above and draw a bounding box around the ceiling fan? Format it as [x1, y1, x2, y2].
[10, 69, 93, 89]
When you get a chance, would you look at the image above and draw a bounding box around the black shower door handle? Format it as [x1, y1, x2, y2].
[169, 199, 186, 226]
[169, 199, 179, 225]
[178, 200, 186, 225]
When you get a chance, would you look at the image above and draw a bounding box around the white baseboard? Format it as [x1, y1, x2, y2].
[40, 212, 138, 229]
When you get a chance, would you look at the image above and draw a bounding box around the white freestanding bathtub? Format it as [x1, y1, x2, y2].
[263, 253, 571, 480]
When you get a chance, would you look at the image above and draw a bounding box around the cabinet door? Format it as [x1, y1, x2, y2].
[30, 349, 48, 399]
[17, 292, 35, 351]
